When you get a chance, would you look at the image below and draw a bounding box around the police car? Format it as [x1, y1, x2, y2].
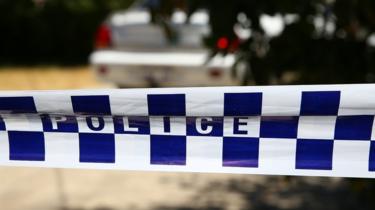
[89, 4, 239, 88]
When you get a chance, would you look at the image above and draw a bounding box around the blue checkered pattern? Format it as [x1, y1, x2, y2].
[0, 86, 375, 178]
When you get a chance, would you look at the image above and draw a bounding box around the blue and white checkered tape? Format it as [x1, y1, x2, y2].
[0, 84, 375, 178]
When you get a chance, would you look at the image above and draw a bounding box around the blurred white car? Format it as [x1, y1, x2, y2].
[89, 4, 239, 87]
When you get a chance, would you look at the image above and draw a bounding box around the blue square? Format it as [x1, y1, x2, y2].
[222, 137, 259, 167]
[147, 94, 186, 116]
[114, 116, 150, 134]
[369, 141, 375, 171]
[79, 133, 115, 163]
[300, 91, 340, 116]
[71, 95, 111, 115]
[224, 93, 262, 116]
[0, 97, 37, 113]
[0, 116, 5, 130]
[186, 117, 223, 136]
[41, 115, 78, 132]
[150, 135, 186, 165]
[335, 115, 374, 140]
[260, 116, 299, 138]
[296, 139, 333, 170]
[9, 131, 45, 161]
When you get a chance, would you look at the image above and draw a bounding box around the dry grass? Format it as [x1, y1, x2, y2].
[0, 66, 112, 90]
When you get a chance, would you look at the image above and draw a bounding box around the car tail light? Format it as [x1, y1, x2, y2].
[217, 37, 229, 50]
[216, 36, 240, 52]
[95, 24, 111, 49]
[229, 37, 240, 52]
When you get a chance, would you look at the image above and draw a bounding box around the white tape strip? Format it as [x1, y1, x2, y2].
[0, 84, 374, 178]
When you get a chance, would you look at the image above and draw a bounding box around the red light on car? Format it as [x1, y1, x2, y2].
[229, 37, 240, 52]
[95, 24, 111, 49]
[217, 37, 229, 50]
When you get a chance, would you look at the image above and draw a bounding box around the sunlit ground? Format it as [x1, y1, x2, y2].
[0, 66, 111, 90]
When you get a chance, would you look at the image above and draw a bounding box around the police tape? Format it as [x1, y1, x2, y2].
[0, 84, 375, 178]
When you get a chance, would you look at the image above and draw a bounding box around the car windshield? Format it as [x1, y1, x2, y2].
[110, 1, 209, 51]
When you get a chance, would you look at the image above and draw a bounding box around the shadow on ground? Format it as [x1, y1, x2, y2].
[56, 175, 375, 210]
[152, 176, 375, 210]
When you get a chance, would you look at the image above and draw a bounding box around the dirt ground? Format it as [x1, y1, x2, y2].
[0, 66, 371, 210]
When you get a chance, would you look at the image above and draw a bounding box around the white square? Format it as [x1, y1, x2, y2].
[223, 116, 260, 137]
[186, 89, 224, 116]
[297, 116, 336, 140]
[2, 114, 43, 131]
[110, 91, 148, 116]
[338, 88, 375, 115]
[44, 132, 79, 166]
[261, 87, 301, 116]
[34, 93, 74, 115]
[333, 140, 370, 174]
[77, 116, 114, 133]
[149, 117, 186, 135]
[115, 134, 150, 169]
[259, 138, 297, 173]
[0, 131, 9, 162]
[186, 136, 222, 169]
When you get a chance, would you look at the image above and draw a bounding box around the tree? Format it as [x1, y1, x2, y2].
[206, 0, 375, 84]
[0, 0, 134, 64]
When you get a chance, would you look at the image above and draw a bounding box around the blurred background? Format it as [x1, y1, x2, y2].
[1, 0, 375, 209]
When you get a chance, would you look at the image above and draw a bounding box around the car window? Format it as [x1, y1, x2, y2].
[111, 10, 209, 50]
